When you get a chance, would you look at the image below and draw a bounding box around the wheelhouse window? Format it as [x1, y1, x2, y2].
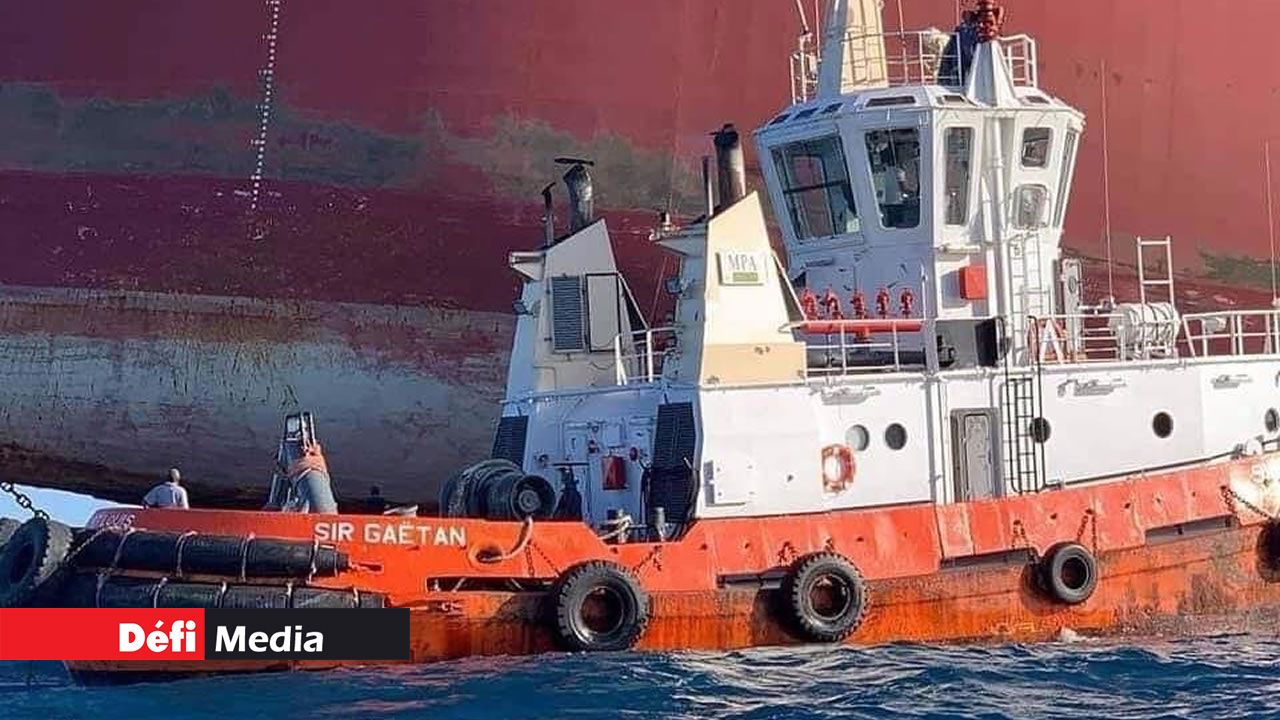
[865, 128, 921, 229]
[1013, 184, 1050, 229]
[1053, 130, 1079, 227]
[1021, 128, 1052, 168]
[944, 127, 974, 225]
[771, 136, 859, 240]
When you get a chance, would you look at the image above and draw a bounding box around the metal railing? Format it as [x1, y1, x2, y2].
[613, 327, 678, 386]
[790, 30, 1039, 103]
[1182, 310, 1280, 358]
[1023, 309, 1280, 365]
[1024, 313, 1125, 364]
[788, 319, 926, 377]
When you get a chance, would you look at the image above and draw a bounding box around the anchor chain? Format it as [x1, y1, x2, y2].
[1, 480, 48, 521]
[1223, 485, 1278, 521]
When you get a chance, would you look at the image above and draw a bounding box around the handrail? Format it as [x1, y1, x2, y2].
[612, 326, 678, 386]
[784, 317, 926, 376]
[1025, 308, 1280, 365]
[790, 30, 1039, 102]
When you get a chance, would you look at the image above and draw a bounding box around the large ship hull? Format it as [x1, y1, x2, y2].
[3, 0, 1280, 505]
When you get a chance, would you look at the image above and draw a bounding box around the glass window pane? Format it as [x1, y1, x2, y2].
[865, 128, 922, 229]
[944, 127, 974, 225]
[1013, 185, 1050, 229]
[1021, 128, 1052, 168]
[771, 136, 859, 240]
[1053, 130, 1078, 227]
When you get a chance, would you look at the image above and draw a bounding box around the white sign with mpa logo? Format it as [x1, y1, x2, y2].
[717, 251, 767, 286]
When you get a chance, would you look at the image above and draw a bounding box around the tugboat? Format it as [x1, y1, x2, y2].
[6, 0, 1280, 680]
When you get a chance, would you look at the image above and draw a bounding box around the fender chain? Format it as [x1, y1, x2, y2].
[1223, 485, 1278, 521]
[1, 480, 48, 521]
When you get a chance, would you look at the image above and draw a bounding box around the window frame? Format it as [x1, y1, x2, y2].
[769, 134, 859, 241]
[864, 127, 924, 231]
[942, 126, 976, 226]
[1020, 127, 1054, 169]
[1053, 129, 1080, 227]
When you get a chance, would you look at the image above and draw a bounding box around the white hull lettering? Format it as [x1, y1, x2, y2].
[313, 521, 466, 547]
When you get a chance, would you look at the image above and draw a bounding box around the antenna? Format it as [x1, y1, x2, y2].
[1100, 59, 1116, 302]
[1266, 141, 1279, 304]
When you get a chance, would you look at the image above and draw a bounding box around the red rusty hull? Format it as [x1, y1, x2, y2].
[63, 454, 1280, 678]
[0, 284, 514, 508]
[64, 521, 1280, 681]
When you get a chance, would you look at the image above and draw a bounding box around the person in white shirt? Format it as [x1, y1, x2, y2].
[142, 468, 190, 509]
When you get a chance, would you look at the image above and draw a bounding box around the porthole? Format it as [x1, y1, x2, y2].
[885, 423, 908, 451]
[1152, 412, 1174, 439]
[1029, 417, 1052, 444]
[846, 425, 871, 452]
[1267, 409, 1280, 434]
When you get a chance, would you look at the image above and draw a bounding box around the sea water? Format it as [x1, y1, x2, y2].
[5, 636, 1280, 719]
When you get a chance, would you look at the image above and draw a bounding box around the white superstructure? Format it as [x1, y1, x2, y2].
[482, 5, 1280, 540]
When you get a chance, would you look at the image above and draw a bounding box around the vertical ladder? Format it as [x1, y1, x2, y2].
[1000, 375, 1044, 495]
[1136, 236, 1176, 306]
[1008, 234, 1052, 363]
[1135, 236, 1178, 357]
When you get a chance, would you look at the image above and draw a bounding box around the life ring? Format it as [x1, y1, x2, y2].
[821, 445, 856, 494]
[781, 551, 869, 642]
[0, 517, 73, 608]
[1037, 542, 1099, 605]
[551, 560, 650, 651]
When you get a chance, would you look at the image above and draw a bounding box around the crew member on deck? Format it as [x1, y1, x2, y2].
[365, 485, 389, 514]
[938, 11, 980, 86]
[142, 468, 190, 509]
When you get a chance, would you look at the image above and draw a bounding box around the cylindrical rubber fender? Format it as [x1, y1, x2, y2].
[292, 586, 356, 609]
[244, 538, 348, 577]
[71, 529, 348, 579]
[781, 552, 869, 643]
[0, 518, 73, 607]
[551, 560, 650, 652]
[156, 581, 227, 608]
[0, 517, 21, 547]
[97, 576, 162, 608]
[221, 584, 291, 609]
[58, 574, 389, 609]
[1037, 542, 1099, 605]
[485, 472, 556, 521]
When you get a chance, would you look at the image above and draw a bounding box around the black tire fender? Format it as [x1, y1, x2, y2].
[782, 551, 869, 643]
[0, 517, 20, 547]
[551, 560, 650, 652]
[1038, 542, 1099, 605]
[0, 517, 74, 607]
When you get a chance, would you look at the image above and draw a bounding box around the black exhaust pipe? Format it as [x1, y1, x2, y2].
[557, 157, 595, 233]
[713, 123, 746, 209]
[540, 182, 556, 246]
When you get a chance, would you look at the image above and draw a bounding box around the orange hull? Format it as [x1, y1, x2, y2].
[66, 455, 1280, 679]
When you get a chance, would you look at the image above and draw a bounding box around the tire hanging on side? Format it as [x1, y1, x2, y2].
[551, 560, 650, 652]
[0, 517, 20, 547]
[781, 551, 869, 643]
[1037, 542, 1099, 605]
[0, 517, 74, 608]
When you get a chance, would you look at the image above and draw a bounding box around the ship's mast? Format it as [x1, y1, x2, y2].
[815, 0, 890, 97]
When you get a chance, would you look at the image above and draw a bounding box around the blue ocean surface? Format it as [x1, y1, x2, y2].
[4, 637, 1280, 720]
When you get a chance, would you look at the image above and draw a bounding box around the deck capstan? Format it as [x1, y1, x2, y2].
[762, 0, 1084, 366]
